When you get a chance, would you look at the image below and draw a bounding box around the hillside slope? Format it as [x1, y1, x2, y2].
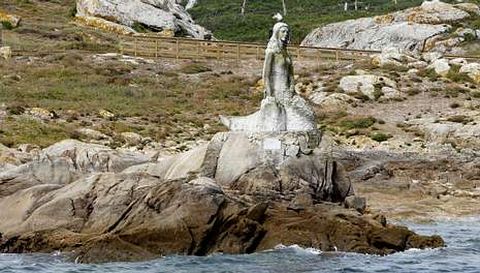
[189, 0, 455, 43]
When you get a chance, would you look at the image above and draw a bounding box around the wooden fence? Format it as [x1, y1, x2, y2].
[119, 34, 381, 63]
[3, 27, 480, 63]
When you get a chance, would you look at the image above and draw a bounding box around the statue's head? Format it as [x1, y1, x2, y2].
[269, 22, 290, 50]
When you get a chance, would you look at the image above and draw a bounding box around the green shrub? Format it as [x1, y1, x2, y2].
[69, 5, 77, 18]
[373, 86, 384, 100]
[369, 132, 392, 142]
[339, 116, 376, 130]
[446, 64, 472, 83]
[1, 21, 13, 30]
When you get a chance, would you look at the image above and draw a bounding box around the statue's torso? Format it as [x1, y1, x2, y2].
[270, 51, 293, 104]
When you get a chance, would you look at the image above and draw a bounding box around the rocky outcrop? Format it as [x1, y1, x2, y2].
[301, 0, 477, 52]
[0, 135, 444, 263]
[0, 46, 11, 60]
[309, 93, 359, 111]
[339, 74, 396, 100]
[407, 117, 480, 149]
[459, 62, 480, 84]
[75, 0, 211, 38]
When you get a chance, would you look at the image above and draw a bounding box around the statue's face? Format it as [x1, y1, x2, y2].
[278, 26, 290, 45]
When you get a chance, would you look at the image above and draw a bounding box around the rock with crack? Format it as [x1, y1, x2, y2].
[75, 0, 211, 38]
[0, 159, 444, 263]
[301, 0, 475, 53]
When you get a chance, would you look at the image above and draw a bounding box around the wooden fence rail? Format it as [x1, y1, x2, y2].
[119, 34, 381, 63]
[2, 28, 480, 63]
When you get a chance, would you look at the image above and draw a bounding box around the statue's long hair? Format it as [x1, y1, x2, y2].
[267, 22, 290, 54]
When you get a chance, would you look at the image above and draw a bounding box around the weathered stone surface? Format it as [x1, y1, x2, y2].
[76, 128, 112, 142]
[455, 2, 480, 15]
[422, 51, 443, 62]
[74, 16, 135, 35]
[0, 160, 443, 263]
[380, 86, 403, 101]
[428, 58, 450, 76]
[449, 57, 467, 66]
[301, 0, 471, 52]
[76, 0, 211, 39]
[120, 132, 143, 146]
[406, 117, 480, 149]
[0, 47, 12, 60]
[309, 92, 358, 111]
[371, 47, 408, 68]
[339, 75, 396, 100]
[459, 62, 480, 83]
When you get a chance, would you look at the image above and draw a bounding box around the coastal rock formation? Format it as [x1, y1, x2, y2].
[0, 137, 444, 263]
[0, 21, 445, 263]
[75, 0, 211, 38]
[301, 0, 477, 52]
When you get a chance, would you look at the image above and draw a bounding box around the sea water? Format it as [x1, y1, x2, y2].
[1, 217, 479, 273]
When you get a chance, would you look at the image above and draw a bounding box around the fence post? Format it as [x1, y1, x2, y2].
[256, 46, 259, 60]
[155, 39, 158, 58]
[119, 36, 123, 55]
[175, 38, 179, 60]
[134, 37, 138, 57]
[297, 46, 301, 60]
[236, 44, 240, 65]
[197, 41, 201, 59]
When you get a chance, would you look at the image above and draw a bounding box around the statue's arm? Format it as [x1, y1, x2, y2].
[263, 51, 273, 97]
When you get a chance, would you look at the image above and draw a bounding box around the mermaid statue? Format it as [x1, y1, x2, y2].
[220, 19, 316, 132]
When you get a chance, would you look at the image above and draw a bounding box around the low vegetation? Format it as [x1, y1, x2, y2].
[0, 54, 261, 147]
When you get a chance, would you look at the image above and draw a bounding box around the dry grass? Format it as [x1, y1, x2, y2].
[0, 54, 262, 147]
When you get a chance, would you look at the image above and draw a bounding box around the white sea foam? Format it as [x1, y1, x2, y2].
[273, 244, 323, 255]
